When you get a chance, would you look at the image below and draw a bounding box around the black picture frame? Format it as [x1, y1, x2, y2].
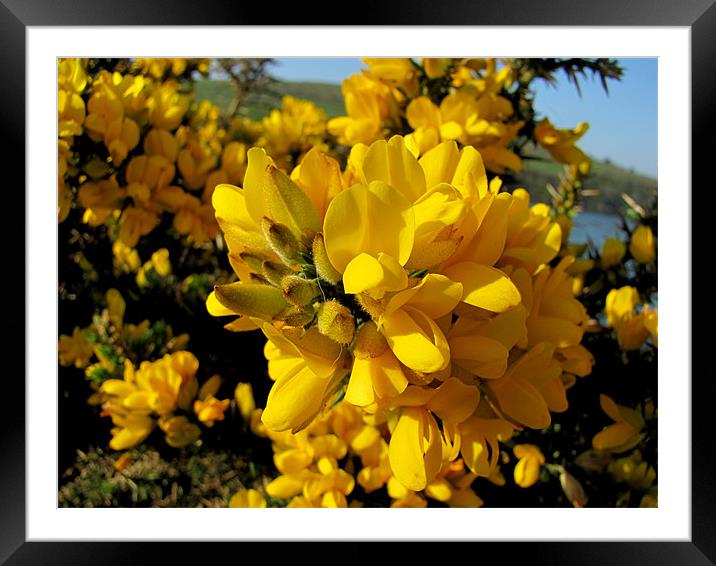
[5, 0, 712, 562]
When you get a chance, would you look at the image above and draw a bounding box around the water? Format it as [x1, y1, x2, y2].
[569, 211, 624, 248]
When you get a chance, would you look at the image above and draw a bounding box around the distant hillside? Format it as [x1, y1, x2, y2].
[194, 79, 345, 120]
[508, 147, 657, 215]
[194, 79, 656, 214]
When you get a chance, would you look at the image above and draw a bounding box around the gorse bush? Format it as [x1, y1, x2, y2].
[58, 57, 657, 509]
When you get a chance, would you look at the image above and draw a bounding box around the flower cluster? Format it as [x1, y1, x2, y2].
[605, 286, 658, 351]
[58, 58, 231, 249]
[328, 58, 591, 176]
[98, 351, 229, 449]
[57, 288, 232, 451]
[207, 133, 594, 499]
[230, 384, 484, 508]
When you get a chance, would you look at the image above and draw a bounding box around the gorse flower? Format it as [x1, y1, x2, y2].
[535, 119, 591, 174]
[59, 326, 93, 368]
[629, 225, 656, 264]
[59, 57, 655, 509]
[206, 132, 593, 496]
[592, 394, 645, 453]
[98, 351, 228, 450]
[512, 444, 545, 488]
[605, 286, 657, 351]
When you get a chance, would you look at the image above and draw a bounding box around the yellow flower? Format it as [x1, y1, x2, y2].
[112, 240, 141, 273]
[220, 141, 248, 185]
[522, 257, 589, 349]
[422, 58, 453, 79]
[345, 321, 409, 408]
[229, 488, 267, 508]
[173, 195, 219, 245]
[78, 178, 125, 226]
[605, 287, 652, 350]
[99, 352, 204, 450]
[159, 415, 201, 448]
[119, 207, 160, 247]
[147, 81, 189, 130]
[327, 73, 401, 146]
[513, 444, 545, 488]
[608, 451, 656, 490]
[235, 383, 256, 422]
[535, 119, 591, 174]
[143, 128, 179, 163]
[104, 116, 140, 165]
[260, 325, 348, 433]
[386, 378, 479, 491]
[601, 238, 626, 269]
[178, 139, 218, 190]
[487, 342, 564, 429]
[194, 395, 230, 427]
[58, 326, 93, 368]
[57, 58, 87, 95]
[58, 88, 86, 139]
[150, 248, 172, 276]
[258, 96, 327, 169]
[105, 288, 125, 327]
[592, 394, 645, 453]
[405, 91, 523, 173]
[499, 190, 563, 274]
[629, 225, 656, 263]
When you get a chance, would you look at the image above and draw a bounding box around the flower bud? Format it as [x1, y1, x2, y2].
[317, 300, 356, 345]
[238, 251, 268, 273]
[601, 238, 626, 269]
[629, 225, 655, 263]
[275, 304, 316, 327]
[312, 233, 342, 285]
[559, 470, 588, 508]
[214, 282, 290, 320]
[281, 275, 320, 306]
[234, 383, 256, 421]
[260, 260, 291, 287]
[262, 217, 305, 265]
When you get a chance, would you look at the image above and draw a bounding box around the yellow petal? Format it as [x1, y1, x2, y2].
[443, 262, 521, 312]
[388, 407, 442, 491]
[212, 183, 256, 232]
[362, 136, 427, 202]
[345, 357, 376, 407]
[450, 334, 509, 379]
[343, 252, 407, 295]
[592, 422, 638, 451]
[419, 140, 461, 190]
[385, 273, 463, 319]
[261, 366, 330, 433]
[427, 377, 480, 424]
[323, 181, 415, 273]
[382, 307, 450, 373]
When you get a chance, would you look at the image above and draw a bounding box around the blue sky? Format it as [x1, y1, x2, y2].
[271, 58, 657, 178]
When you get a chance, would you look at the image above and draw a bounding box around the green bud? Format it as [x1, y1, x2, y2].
[213, 282, 290, 320]
[264, 164, 321, 241]
[317, 300, 355, 345]
[312, 233, 342, 285]
[276, 304, 316, 327]
[262, 217, 305, 266]
[238, 251, 268, 273]
[281, 275, 320, 306]
[261, 260, 292, 287]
